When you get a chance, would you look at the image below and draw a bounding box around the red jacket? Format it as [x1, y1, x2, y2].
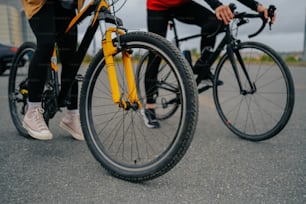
[147, 0, 259, 12]
[147, 0, 192, 10]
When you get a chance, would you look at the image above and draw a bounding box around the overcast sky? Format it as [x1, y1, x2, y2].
[106, 0, 306, 52]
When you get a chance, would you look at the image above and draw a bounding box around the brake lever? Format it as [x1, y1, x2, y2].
[268, 5, 276, 30]
[229, 3, 237, 12]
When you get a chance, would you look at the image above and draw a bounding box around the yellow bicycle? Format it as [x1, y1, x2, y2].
[8, 0, 198, 182]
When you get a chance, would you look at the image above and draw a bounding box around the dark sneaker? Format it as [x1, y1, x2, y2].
[192, 59, 207, 75]
[196, 71, 223, 86]
[141, 108, 160, 129]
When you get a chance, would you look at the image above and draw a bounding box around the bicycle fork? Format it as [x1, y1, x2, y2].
[227, 43, 256, 95]
[102, 27, 142, 110]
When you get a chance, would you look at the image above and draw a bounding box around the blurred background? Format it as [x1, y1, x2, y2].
[0, 0, 35, 45]
[1, 0, 305, 62]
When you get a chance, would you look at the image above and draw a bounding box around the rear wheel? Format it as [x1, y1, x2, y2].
[80, 31, 198, 182]
[136, 52, 180, 120]
[8, 42, 36, 137]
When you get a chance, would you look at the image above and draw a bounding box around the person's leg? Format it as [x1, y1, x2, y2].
[55, 3, 84, 140]
[27, 3, 57, 103]
[55, 3, 78, 110]
[173, 2, 223, 84]
[146, 9, 169, 106]
[23, 1, 57, 140]
[172, 1, 219, 47]
[142, 9, 170, 128]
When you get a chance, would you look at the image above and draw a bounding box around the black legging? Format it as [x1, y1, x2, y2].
[145, 1, 222, 103]
[28, 0, 78, 110]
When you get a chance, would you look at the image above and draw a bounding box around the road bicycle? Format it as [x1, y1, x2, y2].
[136, 4, 295, 141]
[8, 0, 198, 182]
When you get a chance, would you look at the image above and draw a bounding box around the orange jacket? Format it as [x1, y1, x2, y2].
[21, 0, 85, 19]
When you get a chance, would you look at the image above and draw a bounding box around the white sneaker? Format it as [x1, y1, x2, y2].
[60, 111, 84, 141]
[141, 108, 160, 129]
[23, 107, 53, 140]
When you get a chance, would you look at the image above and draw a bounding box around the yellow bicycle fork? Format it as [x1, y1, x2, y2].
[102, 27, 141, 110]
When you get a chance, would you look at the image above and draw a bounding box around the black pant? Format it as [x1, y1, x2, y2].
[28, 0, 78, 109]
[145, 1, 222, 103]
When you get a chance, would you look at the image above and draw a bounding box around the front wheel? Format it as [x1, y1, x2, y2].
[214, 41, 295, 141]
[80, 31, 198, 182]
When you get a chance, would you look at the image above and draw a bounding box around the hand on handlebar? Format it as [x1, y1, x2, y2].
[215, 5, 234, 25]
[257, 4, 276, 24]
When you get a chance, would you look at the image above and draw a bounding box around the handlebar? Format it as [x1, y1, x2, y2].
[91, 0, 124, 26]
[229, 3, 276, 38]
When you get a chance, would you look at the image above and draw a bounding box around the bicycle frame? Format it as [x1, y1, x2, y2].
[170, 19, 257, 94]
[205, 25, 256, 95]
[50, 0, 141, 110]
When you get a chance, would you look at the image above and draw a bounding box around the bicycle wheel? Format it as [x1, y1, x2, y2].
[214, 41, 295, 141]
[8, 42, 36, 137]
[80, 31, 198, 182]
[136, 51, 180, 120]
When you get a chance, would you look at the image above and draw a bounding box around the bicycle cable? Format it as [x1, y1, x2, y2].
[109, 0, 127, 13]
[109, 0, 127, 51]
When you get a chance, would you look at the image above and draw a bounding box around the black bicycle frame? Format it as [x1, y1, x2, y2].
[44, 2, 105, 115]
[62, 6, 100, 82]
[172, 17, 257, 95]
[62, 2, 123, 83]
[223, 26, 256, 95]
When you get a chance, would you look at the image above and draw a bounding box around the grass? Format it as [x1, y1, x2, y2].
[82, 52, 306, 67]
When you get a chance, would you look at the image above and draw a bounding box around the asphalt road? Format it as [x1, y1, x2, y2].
[0, 66, 305, 204]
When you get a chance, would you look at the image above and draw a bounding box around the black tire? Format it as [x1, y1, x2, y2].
[213, 41, 295, 141]
[136, 52, 180, 120]
[8, 42, 36, 137]
[80, 31, 198, 182]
